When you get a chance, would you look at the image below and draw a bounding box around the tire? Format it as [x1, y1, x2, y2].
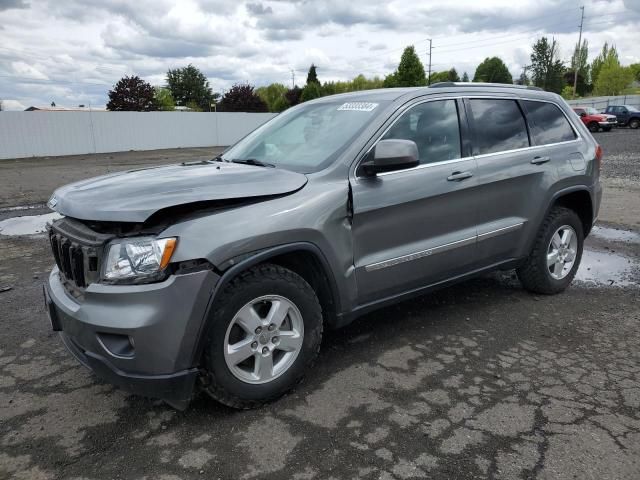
[202, 264, 323, 409]
[587, 122, 599, 133]
[517, 206, 584, 295]
[629, 118, 640, 129]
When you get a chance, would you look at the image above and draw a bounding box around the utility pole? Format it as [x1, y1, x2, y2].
[521, 65, 530, 85]
[572, 6, 585, 99]
[290, 69, 296, 89]
[427, 39, 433, 85]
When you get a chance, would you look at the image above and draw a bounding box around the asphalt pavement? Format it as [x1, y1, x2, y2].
[1, 130, 639, 479]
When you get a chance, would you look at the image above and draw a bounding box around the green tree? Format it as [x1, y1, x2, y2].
[568, 39, 590, 95]
[590, 42, 618, 87]
[561, 85, 575, 100]
[530, 37, 565, 93]
[351, 74, 384, 90]
[154, 87, 175, 111]
[630, 63, 640, 82]
[383, 72, 398, 87]
[256, 83, 289, 112]
[300, 82, 323, 102]
[166, 64, 214, 111]
[595, 63, 634, 96]
[428, 71, 451, 84]
[389, 46, 426, 87]
[473, 57, 513, 84]
[106, 75, 157, 111]
[461, 72, 469, 82]
[447, 68, 460, 82]
[285, 86, 302, 106]
[218, 84, 268, 112]
[306, 64, 320, 85]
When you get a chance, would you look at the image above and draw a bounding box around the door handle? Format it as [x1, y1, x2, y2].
[531, 156, 551, 165]
[447, 171, 473, 181]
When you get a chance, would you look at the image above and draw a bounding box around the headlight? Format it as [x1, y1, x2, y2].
[102, 237, 177, 284]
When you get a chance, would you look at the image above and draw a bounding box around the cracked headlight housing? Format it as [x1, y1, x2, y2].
[102, 237, 177, 284]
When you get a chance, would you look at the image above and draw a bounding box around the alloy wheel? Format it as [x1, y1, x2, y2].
[547, 225, 578, 280]
[223, 295, 304, 384]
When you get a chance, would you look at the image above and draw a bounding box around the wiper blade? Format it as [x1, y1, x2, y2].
[230, 158, 275, 168]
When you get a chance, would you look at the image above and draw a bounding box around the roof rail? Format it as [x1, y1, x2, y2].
[429, 82, 544, 91]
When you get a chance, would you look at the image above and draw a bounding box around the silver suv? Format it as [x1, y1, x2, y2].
[44, 83, 603, 409]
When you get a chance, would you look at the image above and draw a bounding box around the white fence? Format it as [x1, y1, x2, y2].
[566, 95, 640, 111]
[0, 111, 277, 160]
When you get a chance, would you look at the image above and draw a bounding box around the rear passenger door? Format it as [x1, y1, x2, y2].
[467, 97, 561, 265]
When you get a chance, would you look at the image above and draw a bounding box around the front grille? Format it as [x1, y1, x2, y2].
[47, 218, 115, 293]
[49, 233, 87, 287]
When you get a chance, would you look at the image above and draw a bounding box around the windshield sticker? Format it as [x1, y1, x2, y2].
[337, 102, 378, 112]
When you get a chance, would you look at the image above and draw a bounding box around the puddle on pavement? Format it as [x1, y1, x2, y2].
[0, 212, 61, 236]
[591, 225, 640, 244]
[576, 249, 639, 287]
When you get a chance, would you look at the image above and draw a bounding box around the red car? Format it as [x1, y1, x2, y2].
[572, 106, 617, 132]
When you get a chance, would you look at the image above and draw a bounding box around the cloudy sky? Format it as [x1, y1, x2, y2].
[0, 0, 638, 110]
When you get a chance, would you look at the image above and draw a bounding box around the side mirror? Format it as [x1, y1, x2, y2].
[579, 112, 586, 117]
[361, 139, 419, 176]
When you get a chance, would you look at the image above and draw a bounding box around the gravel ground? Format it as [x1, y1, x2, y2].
[594, 129, 640, 229]
[596, 128, 640, 182]
[0, 130, 639, 479]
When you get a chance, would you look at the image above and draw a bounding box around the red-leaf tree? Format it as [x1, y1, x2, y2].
[218, 84, 268, 113]
[106, 75, 158, 111]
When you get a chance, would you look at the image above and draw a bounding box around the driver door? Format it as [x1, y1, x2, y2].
[350, 98, 479, 305]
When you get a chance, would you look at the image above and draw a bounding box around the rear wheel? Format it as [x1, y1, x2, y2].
[629, 118, 640, 129]
[517, 207, 584, 294]
[202, 264, 323, 409]
[587, 122, 599, 133]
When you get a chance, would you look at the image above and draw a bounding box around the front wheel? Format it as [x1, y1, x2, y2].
[629, 118, 640, 129]
[587, 122, 599, 133]
[517, 207, 584, 294]
[202, 264, 323, 409]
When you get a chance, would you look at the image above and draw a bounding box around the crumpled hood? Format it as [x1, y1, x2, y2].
[49, 162, 307, 222]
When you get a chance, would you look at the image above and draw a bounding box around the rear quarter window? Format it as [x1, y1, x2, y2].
[523, 100, 576, 145]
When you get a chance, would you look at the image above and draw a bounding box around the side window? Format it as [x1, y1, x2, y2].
[381, 99, 461, 164]
[523, 100, 576, 145]
[468, 99, 529, 155]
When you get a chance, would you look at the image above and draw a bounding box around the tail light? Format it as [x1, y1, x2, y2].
[595, 144, 603, 168]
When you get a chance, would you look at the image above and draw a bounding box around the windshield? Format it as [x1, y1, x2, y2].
[585, 107, 599, 115]
[221, 100, 386, 173]
[624, 105, 639, 112]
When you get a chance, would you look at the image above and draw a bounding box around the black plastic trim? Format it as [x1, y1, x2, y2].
[60, 331, 197, 409]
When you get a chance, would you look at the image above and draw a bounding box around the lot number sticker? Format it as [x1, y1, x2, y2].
[337, 102, 379, 112]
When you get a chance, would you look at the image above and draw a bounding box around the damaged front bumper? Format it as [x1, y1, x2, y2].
[44, 266, 219, 409]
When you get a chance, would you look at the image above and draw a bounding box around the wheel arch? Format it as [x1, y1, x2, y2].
[548, 187, 594, 237]
[191, 242, 342, 366]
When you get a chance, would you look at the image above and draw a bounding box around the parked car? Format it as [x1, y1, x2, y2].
[572, 106, 617, 132]
[603, 105, 640, 129]
[44, 83, 602, 410]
